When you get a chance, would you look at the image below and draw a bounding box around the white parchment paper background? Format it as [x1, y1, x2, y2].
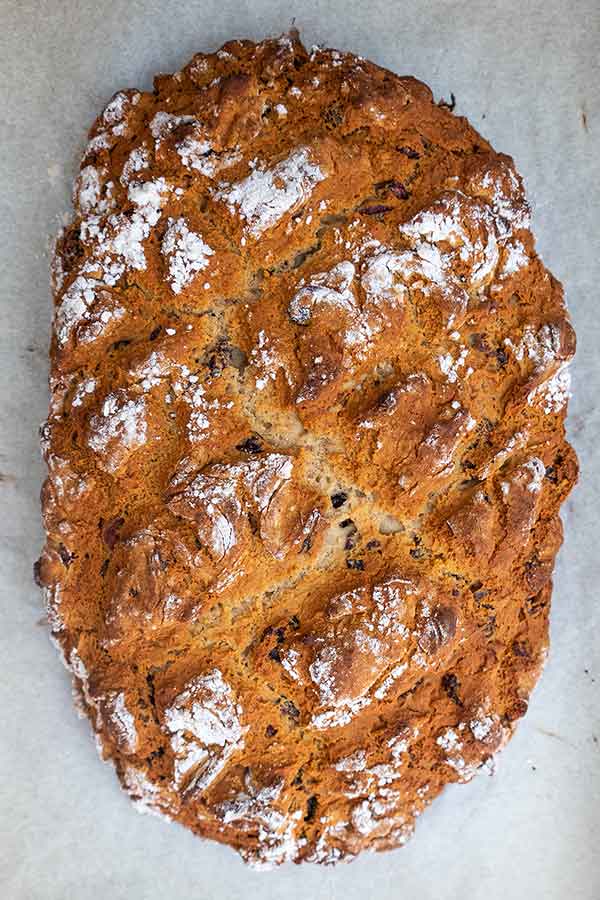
[1, 1, 598, 898]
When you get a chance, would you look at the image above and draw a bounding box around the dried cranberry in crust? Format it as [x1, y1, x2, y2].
[397, 145, 420, 159]
[512, 640, 531, 658]
[102, 516, 125, 549]
[359, 204, 394, 216]
[375, 179, 410, 200]
[280, 699, 300, 722]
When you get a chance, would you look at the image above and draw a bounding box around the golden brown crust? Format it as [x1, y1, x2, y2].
[37, 32, 577, 867]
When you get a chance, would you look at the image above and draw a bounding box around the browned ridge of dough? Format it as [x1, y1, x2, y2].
[36, 31, 578, 868]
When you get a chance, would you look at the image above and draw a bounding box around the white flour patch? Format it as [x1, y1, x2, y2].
[280, 648, 302, 682]
[103, 91, 140, 128]
[436, 727, 480, 780]
[104, 177, 171, 270]
[289, 261, 356, 324]
[161, 217, 214, 294]
[87, 390, 147, 473]
[335, 751, 367, 773]
[54, 260, 125, 346]
[373, 663, 408, 699]
[122, 766, 173, 819]
[106, 692, 138, 753]
[470, 714, 495, 742]
[54, 173, 171, 346]
[176, 134, 213, 171]
[131, 350, 169, 391]
[521, 457, 546, 492]
[214, 147, 326, 237]
[82, 92, 140, 158]
[528, 363, 571, 413]
[164, 669, 245, 792]
[361, 251, 408, 305]
[120, 146, 150, 185]
[437, 728, 463, 753]
[480, 430, 528, 478]
[506, 323, 563, 367]
[479, 167, 531, 231]
[75, 166, 114, 216]
[71, 378, 97, 408]
[310, 696, 371, 730]
[249, 329, 289, 391]
[438, 348, 469, 383]
[150, 111, 197, 145]
[217, 775, 305, 869]
[501, 239, 529, 275]
[309, 645, 338, 705]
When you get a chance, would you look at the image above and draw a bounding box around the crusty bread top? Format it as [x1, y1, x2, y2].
[37, 32, 577, 867]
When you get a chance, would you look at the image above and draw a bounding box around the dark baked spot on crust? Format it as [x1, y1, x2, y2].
[304, 795, 318, 822]
[236, 435, 263, 453]
[441, 672, 463, 706]
[279, 698, 301, 722]
[330, 491, 347, 508]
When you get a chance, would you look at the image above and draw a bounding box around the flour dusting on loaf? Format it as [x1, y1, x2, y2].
[37, 31, 577, 868]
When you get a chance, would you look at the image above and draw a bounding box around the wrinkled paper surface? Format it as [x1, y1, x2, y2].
[1, 1, 598, 898]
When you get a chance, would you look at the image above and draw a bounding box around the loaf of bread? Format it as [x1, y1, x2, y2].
[37, 32, 577, 867]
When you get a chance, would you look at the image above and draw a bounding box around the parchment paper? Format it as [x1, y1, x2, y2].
[1, 2, 598, 898]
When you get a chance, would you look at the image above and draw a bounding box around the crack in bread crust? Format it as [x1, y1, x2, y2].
[37, 31, 577, 868]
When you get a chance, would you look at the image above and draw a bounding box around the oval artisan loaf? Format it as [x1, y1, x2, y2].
[37, 32, 577, 867]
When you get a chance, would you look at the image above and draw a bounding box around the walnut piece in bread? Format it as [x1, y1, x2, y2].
[37, 32, 577, 868]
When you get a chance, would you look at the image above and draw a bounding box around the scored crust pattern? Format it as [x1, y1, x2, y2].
[37, 33, 577, 867]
